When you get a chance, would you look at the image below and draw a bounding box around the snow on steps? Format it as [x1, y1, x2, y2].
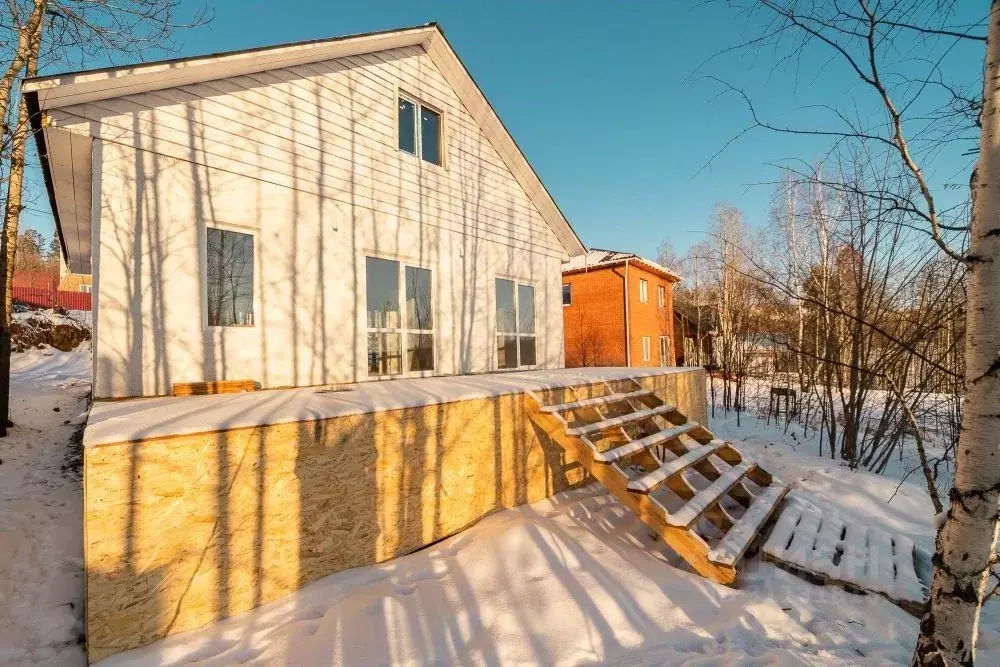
[763, 495, 928, 613]
[663, 461, 758, 527]
[540, 388, 654, 413]
[566, 404, 675, 436]
[626, 437, 724, 491]
[596, 422, 703, 464]
[708, 484, 790, 566]
[528, 380, 787, 585]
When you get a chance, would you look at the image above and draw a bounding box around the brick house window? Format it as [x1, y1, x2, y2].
[562, 283, 571, 306]
[660, 336, 670, 367]
[639, 279, 648, 303]
[642, 336, 651, 362]
[658, 284, 666, 308]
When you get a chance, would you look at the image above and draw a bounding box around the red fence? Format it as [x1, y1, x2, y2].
[13, 286, 92, 311]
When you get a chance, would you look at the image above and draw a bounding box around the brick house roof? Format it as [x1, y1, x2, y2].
[562, 248, 682, 282]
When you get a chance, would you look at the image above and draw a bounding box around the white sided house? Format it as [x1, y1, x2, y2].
[27, 23, 586, 398]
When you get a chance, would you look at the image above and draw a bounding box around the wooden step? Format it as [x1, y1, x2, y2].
[595, 423, 704, 463]
[707, 483, 790, 566]
[665, 461, 756, 528]
[567, 404, 675, 437]
[626, 438, 727, 491]
[540, 389, 654, 414]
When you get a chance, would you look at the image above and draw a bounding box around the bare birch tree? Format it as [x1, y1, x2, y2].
[709, 1, 994, 661]
[0, 0, 208, 435]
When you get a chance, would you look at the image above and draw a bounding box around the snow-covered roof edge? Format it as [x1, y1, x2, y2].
[562, 248, 682, 282]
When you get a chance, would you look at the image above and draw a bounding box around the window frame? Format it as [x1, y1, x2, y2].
[641, 335, 651, 362]
[365, 255, 436, 379]
[639, 279, 648, 303]
[203, 224, 257, 330]
[658, 284, 666, 308]
[495, 276, 537, 370]
[660, 335, 670, 367]
[396, 90, 446, 169]
[562, 283, 572, 306]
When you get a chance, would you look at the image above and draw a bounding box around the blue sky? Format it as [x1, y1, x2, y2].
[20, 0, 986, 261]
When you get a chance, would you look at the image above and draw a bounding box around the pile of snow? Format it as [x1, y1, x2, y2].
[0, 347, 91, 665]
[11, 308, 91, 353]
[97, 407, 1000, 667]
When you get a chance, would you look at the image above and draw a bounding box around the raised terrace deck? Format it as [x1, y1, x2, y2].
[82, 367, 708, 661]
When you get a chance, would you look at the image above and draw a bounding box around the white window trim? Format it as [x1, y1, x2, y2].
[660, 335, 670, 367]
[365, 256, 437, 379]
[641, 336, 651, 362]
[639, 279, 648, 303]
[201, 223, 258, 330]
[494, 276, 538, 371]
[396, 88, 447, 170]
[562, 283, 572, 307]
[658, 284, 666, 308]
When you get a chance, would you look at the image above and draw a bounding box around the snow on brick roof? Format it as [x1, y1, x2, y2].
[562, 248, 682, 281]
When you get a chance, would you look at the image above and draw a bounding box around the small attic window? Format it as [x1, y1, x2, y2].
[398, 94, 443, 166]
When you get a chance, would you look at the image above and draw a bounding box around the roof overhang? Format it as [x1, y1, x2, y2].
[25, 22, 586, 272]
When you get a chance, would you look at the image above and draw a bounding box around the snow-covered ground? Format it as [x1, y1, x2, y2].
[0, 346, 91, 666]
[4, 357, 994, 666]
[97, 393, 999, 666]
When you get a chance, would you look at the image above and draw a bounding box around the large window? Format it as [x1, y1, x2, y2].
[207, 228, 254, 327]
[496, 279, 536, 369]
[366, 257, 434, 375]
[398, 95, 442, 166]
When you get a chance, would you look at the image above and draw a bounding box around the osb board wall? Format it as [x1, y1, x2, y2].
[83, 369, 707, 661]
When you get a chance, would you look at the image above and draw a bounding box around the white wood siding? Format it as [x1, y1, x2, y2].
[54, 45, 567, 397]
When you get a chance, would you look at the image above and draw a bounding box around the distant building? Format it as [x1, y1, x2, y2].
[562, 249, 680, 368]
[57, 254, 92, 293]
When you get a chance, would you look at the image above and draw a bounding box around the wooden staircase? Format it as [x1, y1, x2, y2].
[528, 379, 790, 585]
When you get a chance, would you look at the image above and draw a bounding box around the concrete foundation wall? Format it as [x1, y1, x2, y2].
[83, 370, 707, 661]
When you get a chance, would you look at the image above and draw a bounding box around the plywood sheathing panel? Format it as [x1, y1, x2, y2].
[83, 370, 707, 661]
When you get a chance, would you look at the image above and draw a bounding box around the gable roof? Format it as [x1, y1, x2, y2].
[562, 248, 681, 282]
[25, 23, 586, 272]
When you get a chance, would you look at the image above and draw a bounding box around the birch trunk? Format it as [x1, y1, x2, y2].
[0, 0, 46, 437]
[913, 3, 1000, 663]
[0, 1, 46, 140]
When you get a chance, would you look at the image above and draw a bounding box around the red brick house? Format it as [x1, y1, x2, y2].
[562, 249, 680, 368]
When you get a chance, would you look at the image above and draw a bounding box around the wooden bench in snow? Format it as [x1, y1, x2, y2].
[762, 497, 928, 615]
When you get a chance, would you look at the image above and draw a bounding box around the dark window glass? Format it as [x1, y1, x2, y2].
[495, 279, 516, 334]
[420, 106, 441, 165]
[405, 266, 432, 330]
[497, 335, 517, 370]
[562, 284, 571, 306]
[407, 333, 434, 372]
[519, 337, 536, 366]
[207, 228, 254, 327]
[518, 284, 535, 334]
[366, 257, 400, 329]
[398, 98, 416, 155]
[368, 332, 402, 375]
